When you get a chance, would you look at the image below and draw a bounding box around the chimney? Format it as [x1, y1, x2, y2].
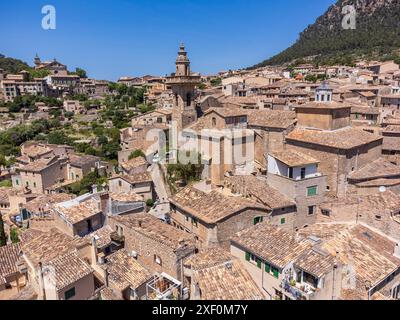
[37, 262, 46, 300]
[91, 236, 98, 265]
[394, 242, 400, 259]
[103, 268, 109, 287]
[92, 184, 98, 194]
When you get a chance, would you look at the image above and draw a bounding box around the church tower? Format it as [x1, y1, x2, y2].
[34, 54, 41, 68]
[166, 44, 201, 132]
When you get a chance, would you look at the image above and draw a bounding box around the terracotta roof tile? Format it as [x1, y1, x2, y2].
[287, 127, 382, 150]
[0, 243, 21, 279]
[111, 214, 196, 251]
[46, 251, 93, 290]
[246, 110, 297, 129]
[170, 185, 268, 224]
[192, 259, 265, 300]
[104, 249, 152, 291]
[232, 222, 311, 269]
[224, 175, 295, 209]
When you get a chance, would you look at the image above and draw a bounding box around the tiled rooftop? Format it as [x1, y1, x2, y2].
[192, 258, 265, 300]
[269, 149, 319, 167]
[46, 251, 93, 290]
[120, 156, 148, 171]
[111, 214, 196, 251]
[21, 228, 85, 267]
[0, 243, 21, 280]
[232, 222, 311, 269]
[299, 223, 400, 299]
[68, 154, 100, 168]
[25, 193, 74, 215]
[184, 247, 232, 271]
[170, 185, 267, 224]
[104, 249, 152, 291]
[224, 175, 295, 210]
[19, 157, 58, 173]
[53, 198, 101, 225]
[286, 127, 382, 150]
[348, 158, 400, 181]
[246, 109, 297, 129]
[111, 172, 152, 185]
[110, 191, 144, 202]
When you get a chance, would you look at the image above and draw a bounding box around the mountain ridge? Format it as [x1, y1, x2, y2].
[252, 0, 400, 68]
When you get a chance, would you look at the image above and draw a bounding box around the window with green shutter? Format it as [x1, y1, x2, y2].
[245, 252, 251, 261]
[272, 267, 279, 279]
[253, 216, 264, 225]
[307, 186, 318, 197]
[265, 263, 271, 273]
[64, 287, 76, 300]
[281, 218, 286, 225]
[257, 259, 262, 269]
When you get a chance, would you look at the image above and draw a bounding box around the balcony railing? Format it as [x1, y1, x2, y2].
[282, 280, 315, 300]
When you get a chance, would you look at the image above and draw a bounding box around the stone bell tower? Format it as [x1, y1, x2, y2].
[166, 43, 201, 132]
[34, 54, 41, 68]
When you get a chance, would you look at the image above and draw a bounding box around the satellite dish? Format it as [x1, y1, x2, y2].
[379, 186, 387, 193]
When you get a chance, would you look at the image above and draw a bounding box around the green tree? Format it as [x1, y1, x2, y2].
[167, 153, 204, 185]
[47, 131, 70, 145]
[10, 228, 19, 244]
[29, 69, 50, 79]
[67, 170, 107, 195]
[0, 180, 12, 188]
[97, 135, 108, 146]
[128, 149, 145, 160]
[210, 78, 222, 87]
[73, 68, 88, 78]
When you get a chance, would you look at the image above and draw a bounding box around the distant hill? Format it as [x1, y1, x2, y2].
[0, 54, 31, 74]
[252, 0, 400, 68]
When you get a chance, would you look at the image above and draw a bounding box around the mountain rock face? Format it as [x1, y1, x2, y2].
[253, 0, 400, 67]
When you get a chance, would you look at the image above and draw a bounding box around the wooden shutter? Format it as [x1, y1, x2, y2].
[245, 252, 251, 261]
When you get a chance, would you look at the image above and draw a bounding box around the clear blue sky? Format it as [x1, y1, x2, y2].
[0, 0, 336, 81]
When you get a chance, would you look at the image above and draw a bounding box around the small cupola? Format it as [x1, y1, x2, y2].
[315, 81, 333, 103]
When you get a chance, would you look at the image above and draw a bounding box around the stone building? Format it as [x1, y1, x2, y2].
[223, 175, 297, 230]
[286, 82, 383, 197]
[266, 150, 327, 228]
[108, 172, 154, 201]
[52, 197, 104, 237]
[108, 213, 196, 282]
[246, 109, 297, 170]
[13, 157, 69, 194]
[166, 44, 201, 132]
[231, 221, 341, 301]
[169, 185, 269, 249]
[347, 157, 400, 195]
[34, 55, 68, 76]
[183, 248, 265, 300]
[19, 228, 95, 300]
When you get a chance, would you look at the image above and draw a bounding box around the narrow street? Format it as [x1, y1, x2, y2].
[148, 163, 171, 220]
